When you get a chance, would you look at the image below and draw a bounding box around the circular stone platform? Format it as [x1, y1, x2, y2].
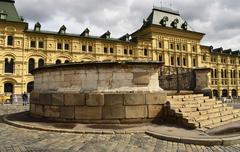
[30, 61, 167, 123]
[3, 112, 240, 146]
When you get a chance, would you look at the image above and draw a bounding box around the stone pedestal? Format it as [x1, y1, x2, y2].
[30, 61, 167, 123]
[194, 68, 212, 97]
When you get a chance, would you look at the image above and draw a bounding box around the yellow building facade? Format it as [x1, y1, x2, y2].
[0, 0, 238, 97]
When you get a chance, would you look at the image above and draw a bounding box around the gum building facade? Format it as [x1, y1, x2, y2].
[0, 0, 238, 97]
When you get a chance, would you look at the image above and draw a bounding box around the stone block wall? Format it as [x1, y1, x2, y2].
[33, 63, 162, 93]
[30, 92, 167, 123]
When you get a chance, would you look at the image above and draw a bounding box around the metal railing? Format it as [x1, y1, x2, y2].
[159, 66, 194, 92]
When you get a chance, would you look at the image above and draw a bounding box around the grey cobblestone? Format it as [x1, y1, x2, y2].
[0, 104, 239, 152]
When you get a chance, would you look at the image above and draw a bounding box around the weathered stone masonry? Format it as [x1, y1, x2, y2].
[30, 61, 167, 123]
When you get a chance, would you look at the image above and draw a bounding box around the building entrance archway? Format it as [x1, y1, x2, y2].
[27, 82, 34, 93]
[222, 89, 228, 97]
[213, 90, 218, 97]
[4, 83, 13, 93]
[231, 89, 237, 97]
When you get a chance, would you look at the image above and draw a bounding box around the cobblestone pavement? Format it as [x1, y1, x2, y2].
[0, 104, 240, 152]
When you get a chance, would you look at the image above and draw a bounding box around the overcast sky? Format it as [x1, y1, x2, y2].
[15, 0, 240, 50]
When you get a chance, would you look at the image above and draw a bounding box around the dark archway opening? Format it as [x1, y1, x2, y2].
[56, 60, 61, 64]
[27, 82, 34, 93]
[222, 89, 228, 97]
[28, 58, 35, 74]
[232, 89, 237, 97]
[4, 83, 13, 93]
[38, 59, 45, 68]
[213, 90, 219, 97]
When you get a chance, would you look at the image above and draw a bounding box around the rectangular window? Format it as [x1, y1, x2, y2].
[183, 58, 186, 66]
[82, 45, 86, 51]
[170, 44, 174, 49]
[159, 55, 162, 61]
[129, 50, 133, 55]
[215, 69, 217, 78]
[88, 46, 93, 52]
[110, 48, 114, 54]
[38, 41, 44, 48]
[65, 43, 69, 50]
[159, 42, 162, 48]
[57, 43, 62, 50]
[193, 58, 196, 67]
[177, 44, 180, 50]
[144, 49, 148, 56]
[177, 57, 180, 66]
[7, 36, 13, 46]
[192, 46, 196, 52]
[124, 49, 128, 55]
[171, 56, 174, 65]
[30, 41, 36, 48]
[182, 45, 186, 51]
[104, 47, 108, 53]
[202, 55, 206, 61]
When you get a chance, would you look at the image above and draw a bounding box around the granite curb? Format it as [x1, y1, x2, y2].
[2, 115, 146, 135]
[3, 115, 240, 146]
[146, 130, 240, 146]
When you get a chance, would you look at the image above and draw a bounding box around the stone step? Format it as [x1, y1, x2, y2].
[212, 104, 224, 108]
[195, 96, 210, 100]
[212, 117, 221, 124]
[181, 100, 205, 105]
[205, 116, 240, 129]
[197, 106, 211, 111]
[176, 111, 200, 118]
[179, 107, 197, 113]
[232, 116, 240, 122]
[216, 101, 223, 104]
[221, 114, 234, 122]
[232, 109, 240, 114]
[200, 101, 216, 107]
[204, 99, 216, 102]
[194, 115, 209, 121]
[199, 119, 213, 128]
[206, 113, 220, 119]
[206, 108, 220, 114]
[205, 120, 233, 129]
[172, 95, 186, 99]
[167, 94, 238, 129]
[184, 104, 201, 108]
[221, 111, 234, 116]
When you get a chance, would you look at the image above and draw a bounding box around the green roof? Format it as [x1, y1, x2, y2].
[0, 0, 22, 22]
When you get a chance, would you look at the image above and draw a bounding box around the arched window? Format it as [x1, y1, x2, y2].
[222, 89, 228, 97]
[27, 82, 34, 93]
[56, 60, 61, 64]
[7, 36, 13, 46]
[38, 59, 44, 68]
[4, 83, 13, 93]
[5, 58, 14, 73]
[213, 90, 218, 97]
[232, 89, 237, 97]
[28, 58, 35, 74]
[65, 60, 70, 63]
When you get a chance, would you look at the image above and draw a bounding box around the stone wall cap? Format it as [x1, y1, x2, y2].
[33, 60, 164, 74]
